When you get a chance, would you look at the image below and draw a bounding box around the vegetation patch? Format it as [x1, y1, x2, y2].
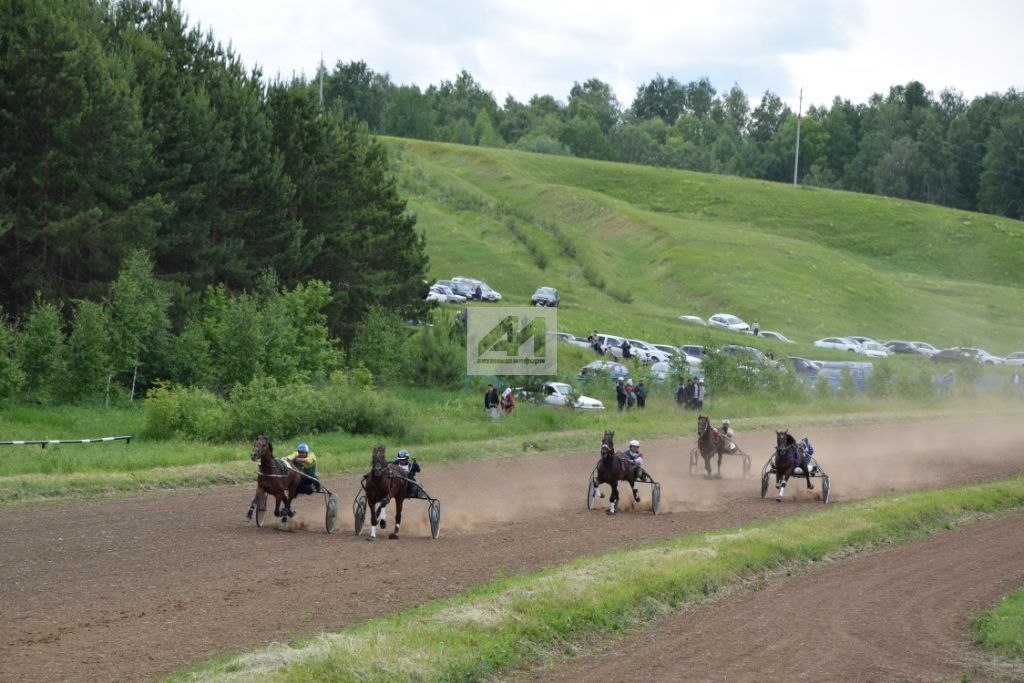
[973, 586, 1024, 660]
[171, 477, 1024, 682]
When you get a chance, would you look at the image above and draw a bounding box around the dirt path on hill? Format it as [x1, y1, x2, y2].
[1, 417, 1022, 682]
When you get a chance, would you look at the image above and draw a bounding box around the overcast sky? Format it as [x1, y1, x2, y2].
[175, 0, 1024, 111]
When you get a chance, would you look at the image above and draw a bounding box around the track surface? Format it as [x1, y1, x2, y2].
[1, 417, 1023, 682]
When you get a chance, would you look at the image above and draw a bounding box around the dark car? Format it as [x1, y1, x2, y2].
[787, 356, 822, 375]
[885, 340, 927, 355]
[531, 286, 559, 307]
[930, 348, 973, 364]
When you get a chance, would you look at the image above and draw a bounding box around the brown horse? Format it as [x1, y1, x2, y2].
[362, 445, 415, 540]
[593, 430, 641, 515]
[247, 435, 302, 522]
[696, 415, 727, 478]
[773, 430, 814, 501]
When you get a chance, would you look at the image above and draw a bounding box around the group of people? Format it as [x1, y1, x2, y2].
[615, 378, 647, 411]
[484, 383, 515, 416]
[676, 377, 707, 410]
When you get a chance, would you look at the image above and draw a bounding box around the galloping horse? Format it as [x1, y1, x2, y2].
[247, 435, 302, 522]
[595, 430, 641, 515]
[773, 430, 814, 501]
[696, 415, 727, 478]
[362, 445, 413, 540]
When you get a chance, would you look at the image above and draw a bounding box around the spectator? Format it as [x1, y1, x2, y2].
[615, 378, 627, 411]
[941, 371, 954, 394]
[682, 378, 695, 410]
[588, 330, 604, 355]
[625, 379, 637, 410]
[752, 321, 760, 336]
[694, 379, 706, 410]
[635, 379, 648, 409]
[484, 383, 500, 417]
[1013, 371, 1021, 395]
[474, 284, 483, 301]
[675, 379, 687, 408]
[500, 387, 515, 414]
[621, 338, 632, 360]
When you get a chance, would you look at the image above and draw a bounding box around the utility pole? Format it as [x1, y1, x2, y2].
[793, 87, 803, 186]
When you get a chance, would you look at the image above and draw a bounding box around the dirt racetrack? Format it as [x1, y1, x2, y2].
[2, 417, 1023, 682]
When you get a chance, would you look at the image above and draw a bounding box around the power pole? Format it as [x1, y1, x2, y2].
[793, 88, 803, 186]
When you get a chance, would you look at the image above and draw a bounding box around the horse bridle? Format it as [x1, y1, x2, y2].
[698, 417, 710, 437]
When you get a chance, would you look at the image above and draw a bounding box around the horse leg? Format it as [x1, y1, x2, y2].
[716, 452, 723, 479]
[630, 476, 640, 503]
[804, 461, 815, 490]
[776, 472, 788, 501]
[704, 453, 713, 479]
[607, 483, 619, 515]
[389, 497, 404, 539]
[368, 497, 379, 540]
[246, 486, 261, 520]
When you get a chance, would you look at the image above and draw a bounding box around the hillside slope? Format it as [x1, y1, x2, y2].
[386, 139, 1024, 354]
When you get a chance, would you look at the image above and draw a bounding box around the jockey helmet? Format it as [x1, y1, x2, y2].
[629, 439, 640, 448]
[397, 449, 410, 460]
[297, 443, 309, 453]
[722, 419, 730, 426]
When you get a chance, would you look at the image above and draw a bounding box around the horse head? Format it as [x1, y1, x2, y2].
[697, 415, 711, 437]
[372, 445, 387, 474]
[251, 435, 272, 462]
[775, 430, 797, 458]
[601, 430, 615, 458]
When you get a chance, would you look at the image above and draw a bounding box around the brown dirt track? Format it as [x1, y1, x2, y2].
[2, 417, 1023, 682]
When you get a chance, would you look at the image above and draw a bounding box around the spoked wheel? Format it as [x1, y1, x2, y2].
[760, 472, 770, 499]
[821, 475, 831, 504]
[325, 496, 338, 533]
[255, 492, 268, 527]
[587, 478, 599, 510]
[353, 494, 367, 536]
[742, 454, 752, 479]
[651, 483, 661, 514]
[428, 499, 441, 539]
[689, 448, 698, 476]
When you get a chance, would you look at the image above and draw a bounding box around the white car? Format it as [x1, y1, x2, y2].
[759, 331, 795, 344]
[909, 341, 940, 356]
[425, 288, 446, 303]
[652, 344, 680, 357]
[1004, 351, 1024, 366]
[677, 315, 706, 326]
[431, 283, 467, 304]
[814, 337, 862, 352]
[856, 341, 891, 358]
[959, 347, 1004, 365]
[555, 332, 591, 349]
[847, 335, 880, 346]
[707, 313, 750, 333]
[628, 339, 672, 363]
[540, 382, 604, 410]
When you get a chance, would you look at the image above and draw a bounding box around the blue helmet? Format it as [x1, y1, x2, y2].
[297, 443, 309, 453]
[397, 449, 410, 460]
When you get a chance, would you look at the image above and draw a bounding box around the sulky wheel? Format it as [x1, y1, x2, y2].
[325, 496, 338, 534]
[587, 479, 599, 510]
[742, 454, 752, 479]
[353, 494, 367, 536]
[760, 472, 770, 499]
[821, 475, 831, 504]
[651, 482, 661, 514]
[428, 499, 441, 539]
[689, 448, 698, 476]
[255, 492, 269, 527]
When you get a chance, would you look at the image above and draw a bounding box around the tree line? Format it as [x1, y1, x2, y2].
[321, 63, 1024, 219]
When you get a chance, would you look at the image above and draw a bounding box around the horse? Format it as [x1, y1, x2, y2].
[696, 415, 727, 478]
[362, 445, 414, 540]
[773, 430, 814, 501]
[246, 435, 302, 523]
[594, 430, 642, 515]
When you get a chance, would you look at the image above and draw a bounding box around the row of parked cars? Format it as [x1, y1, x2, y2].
[427, 276, 503, 304]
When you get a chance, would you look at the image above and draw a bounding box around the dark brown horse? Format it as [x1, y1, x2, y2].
[696, 415, 727, 478]
[594, 430, 641, 515]
[362, 445, 414, 540]
[247, 435, 302, 523]
[773, 430, 814, 501]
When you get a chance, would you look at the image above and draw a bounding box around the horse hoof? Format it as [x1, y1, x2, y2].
[366, 536, 375, 542]
[388, 533, 399, 539]
[807, 484, 815, 490]
[379, 520, 387, 529]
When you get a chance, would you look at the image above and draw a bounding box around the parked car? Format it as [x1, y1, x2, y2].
[885, 340, 928, 355]
[530, 286, 559, 307]
[438, 278, 477, 299]
[649, 361, 672, 382]
[627, 339, 672, 363]
[592, 333, 652, 362]
[814, 337, 862, 352]
[758, 330, 795, 344]
[958, 347, 1004, 365]
[431, 283, 467, 304]
[677, 315, 706, 326]
[578, 360, 629, 382]
[787, 356, 822, 376]
[652, 344, 680, 358]
[707, 313, 750, 333]
[679, 344, 708, 361]
[537, 382, 604, 410]
[555, 332, 591, 349]
[856, 341, 891, 358]
[847, 335, 880, 346]
[908, 341, 940, 356]
[425, 287, 446, 303]
[452, 276, 502, 301]
[721, 344, 781, 368]
[931, 347, 1002, 365]
[1004, 352, 1024, 366]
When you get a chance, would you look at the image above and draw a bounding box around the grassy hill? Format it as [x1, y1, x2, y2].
[386, 138, 1024, 358]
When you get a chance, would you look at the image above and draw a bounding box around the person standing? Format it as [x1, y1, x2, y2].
[625, 379, 637, 410]
[621, 338, 632, 360]
[694, 379, 706, 410]
[500, 387, 516, 414]
[675, 379, 687, 408]
[1013, 371, 1021, 396]
[683, 378, 695, 410]
[752, 321, 760, 336]
[484, 383, 500, 417]
[635, 379, 648, 409]
[615, 378, 627, 412]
